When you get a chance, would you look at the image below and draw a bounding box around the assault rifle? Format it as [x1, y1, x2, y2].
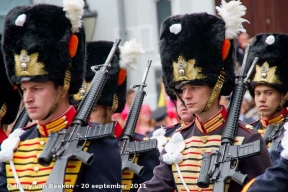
[197, 44, 261, 192]
[10, 107, 30, 133]
[120, 60, 157, 176]
[38, 39, 121, 192]
[262, 116, 288, 152]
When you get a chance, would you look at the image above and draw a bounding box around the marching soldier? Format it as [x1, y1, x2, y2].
[247, 33, 288, 162]
[0, 1, 122, 191]
[241, 33, 288, 192]
[72, 40, 160, 192]
[0, 34, 22, 146]
[139, 1, 271, 191]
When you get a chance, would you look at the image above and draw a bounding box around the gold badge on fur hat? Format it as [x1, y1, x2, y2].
[253, 62, 281, 84]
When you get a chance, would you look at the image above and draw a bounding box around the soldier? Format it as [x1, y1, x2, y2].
[0, 1, 122, 191]
[242, 126, 288, 192]
[241, 33, 288, 192]
[0, 34, 22, 146]
[247, 33, 288, 161]
[72, 40, 160, 192]
[139, 1, 271, 192]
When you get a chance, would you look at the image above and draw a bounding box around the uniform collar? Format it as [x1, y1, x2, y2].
[195, 106, 227, 134]
[37, 106, 76, 136]
[260, 108, 288, 128]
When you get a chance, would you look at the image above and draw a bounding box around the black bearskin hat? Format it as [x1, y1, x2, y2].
[160, 0, 248, 100]
[0, 34, 21, 124]
[160, 13, 235, 96]
[248, 33, 288, 98]
[2, 1, 86, 94]
[86, 41, 124, 113]
[72, 39, 144, 113]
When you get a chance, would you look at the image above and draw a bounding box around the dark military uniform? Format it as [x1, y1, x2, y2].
[139, 107, 271, 192]
[242, 145, 288, 192]
[0, 107, 121, 192]
[122, 133, 160, 192]
[251, 109, 288, 162]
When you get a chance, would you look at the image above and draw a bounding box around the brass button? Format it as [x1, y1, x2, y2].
[34, 167, 39, 172]
[202, 137, 207, 144]
[37, 154, 40, 158]
[32, 180, 37, 185]
[198, 188, 202, 192]
[40, 141, 45, 146]
[201, 149, 206, 154]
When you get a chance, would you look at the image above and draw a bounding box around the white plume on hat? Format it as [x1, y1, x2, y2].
[63, 0, 84, 33]
[120, 39, 145, 70]
[216, 0, 249, 39]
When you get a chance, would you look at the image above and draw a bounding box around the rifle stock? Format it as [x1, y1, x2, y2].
[39, 39, 121, 192]
[197, 44, 261, 191]
[120, 60, 157, 176]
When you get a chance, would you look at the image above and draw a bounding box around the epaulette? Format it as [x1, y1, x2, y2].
[238, 120, 254, 134]
[22, 122, 37, 131]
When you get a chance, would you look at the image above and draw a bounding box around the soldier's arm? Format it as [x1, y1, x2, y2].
[74, 136, 122, 192]
[138, 154, 176, 192]
[237, 131, 272, 180]
[242, 146, 288, 192]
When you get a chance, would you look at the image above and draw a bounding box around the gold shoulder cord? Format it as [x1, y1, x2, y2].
[104, 94, 118, 124]
[0, 103, 7, 119]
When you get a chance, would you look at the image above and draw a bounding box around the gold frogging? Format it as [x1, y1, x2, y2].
[173, 56, 206, 81]
[14, 50, 48, 76]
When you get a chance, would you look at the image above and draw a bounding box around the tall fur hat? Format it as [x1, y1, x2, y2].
[73, 39, 144, 113]
[161, 0, 248, 99]
[0, 34, 21, 124]
[2, 0, 86, 94]
[248, 33, 288, 98]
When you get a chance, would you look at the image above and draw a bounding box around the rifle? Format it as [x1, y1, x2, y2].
[197, 44, 261, 192]
[10, 107, 30, 133]
[38, 39, 121, 192]
[120, 60, 157, 176]
[262, 116, 288, 152]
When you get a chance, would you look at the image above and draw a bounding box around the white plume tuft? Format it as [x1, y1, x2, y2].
[265, 35, 275, 45]
[216, 0, 249, 39]
[63, 0, 84, 33]
[15, 14, 26, 27]
[120, 39, 145, 70]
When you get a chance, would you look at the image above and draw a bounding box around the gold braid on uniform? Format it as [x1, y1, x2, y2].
[0, 103, 7, 119]
[50, 69, 71, 115]
[104, 94, 118, 124]
[203, 70, 226, 112]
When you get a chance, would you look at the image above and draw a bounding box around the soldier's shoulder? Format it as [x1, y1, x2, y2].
[238, 120, 258, 135]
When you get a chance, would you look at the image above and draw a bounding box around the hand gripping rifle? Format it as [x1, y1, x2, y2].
[120, 60, 158, 176]
[197, 44, 261, 192]
[38, 39, 121, 192]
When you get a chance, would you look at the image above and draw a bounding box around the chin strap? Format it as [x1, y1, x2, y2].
[202, 70, 226, 112]
[41, 69, 71, 121]
[104, 94, 118, 124]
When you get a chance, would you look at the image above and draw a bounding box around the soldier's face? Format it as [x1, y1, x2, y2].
[179, 84, 212, 115]
[254, 84, 284, 119]
[21, 81, 61, 122]
[176, 97, 194, 124]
